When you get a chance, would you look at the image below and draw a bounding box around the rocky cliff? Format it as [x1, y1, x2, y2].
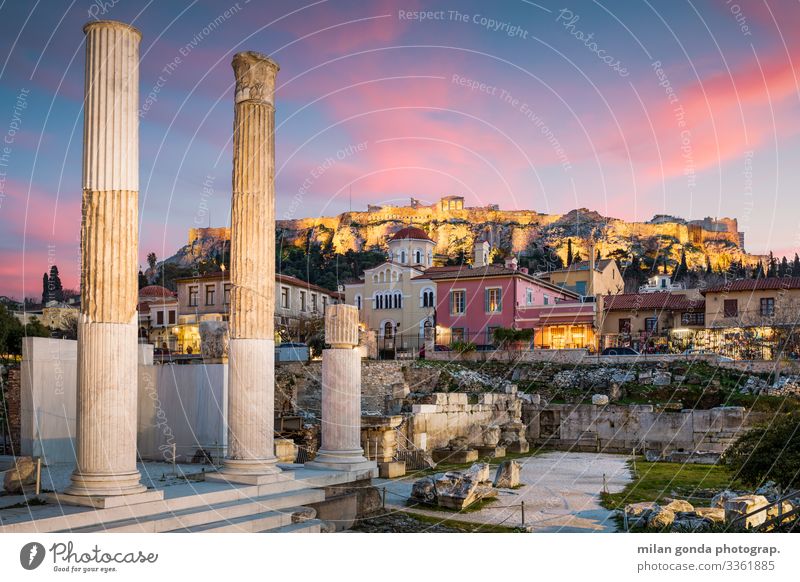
[161, 201, 760, 274]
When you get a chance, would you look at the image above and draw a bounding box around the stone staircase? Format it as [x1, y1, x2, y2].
[0, 466, 378, 534]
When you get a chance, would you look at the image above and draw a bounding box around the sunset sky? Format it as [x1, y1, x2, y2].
[1, 0, 799, 299]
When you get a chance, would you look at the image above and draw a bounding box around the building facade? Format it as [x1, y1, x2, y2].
[344, 226, 438, 343]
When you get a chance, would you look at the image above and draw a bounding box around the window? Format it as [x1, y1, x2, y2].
[205, 284, 215, 306]
[660, 278, 667, 289]
[300, 291, 307, 312]
[355, 294, 362, 310]
[485, 287, 502, 313]
[311, 294, 318, 313]
[452, 327, 465, 342]
[543, 294, 549, 305]
[421, 289, 434, 308]
[645, 317, 658, 333]
[415, 250, 421, 264]
[384, 321, 394, 338]
[168, 310, 176, 325]
[280, 287, 289, 309]
[574, 281, 587, 296]
[188, 286, 198, 307]
[723, 299, 738, 317]
[487, 326, 498, 344]
[156, 311, 164, 325]
[526, 288, 533, 306]
[322, 296, 327, 313]
[681, 312, 705, 326]
[618, 318, 631, 333]
[760, 297, 775, 317]
[223, 284, 231, 305]
[450, 290, 466, 315]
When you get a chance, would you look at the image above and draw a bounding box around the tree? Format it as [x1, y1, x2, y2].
[779, 256, 789, 278]
[723, 413, 800, 491]
[673, 249, 688, 282]
[595, 248, 601, 262]
[793, 253, 800, 276]
[46, 265, 64, 303]
[566, 239, 574, 267]
[752, 261, 765, 279]
[138, 270, 148, 289]
[41, 272, 49, 305]
[705, 255, 713, 275]
[767, 251, 778, 278]
[0, 305, 50, 358]
[147, 252, 157, 270]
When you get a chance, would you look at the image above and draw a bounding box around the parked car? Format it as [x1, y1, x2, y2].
[601, 347, 640, 356]
[275, 342, 309, 362]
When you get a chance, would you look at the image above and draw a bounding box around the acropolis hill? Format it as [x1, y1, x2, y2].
[184, 195, 758, 271]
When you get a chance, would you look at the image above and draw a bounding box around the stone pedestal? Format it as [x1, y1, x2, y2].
[61, 20, 160, 506]
[219, 51, 282, 481]
[307, 305, 375, 471]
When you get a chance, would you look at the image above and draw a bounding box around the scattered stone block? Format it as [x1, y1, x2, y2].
[507, 441, 529, 454]
[695, 507, 725, 523]
[432, 448, 478, 464]
[711, 489, 740, 508]
[274, 438, 298, 463]
[410, 477, 437, 505]
[624, 502, 660, 528]
[435, 463, 496, 510]
[671, 516, 708, 532]
[652, 372, 672, 386]
[3, 456, 37, 494]
[475, 446, 506, 459]
[378, 461, 406, 479]
[663, 499, 694, 513]
[493, 460, 520, 488]
[647, 508, 676, 529]
[591, 394, 609, 405]
[724, 495, 769, 528]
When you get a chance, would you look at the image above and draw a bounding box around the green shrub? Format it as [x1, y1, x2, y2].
[451, 340, 476, 353]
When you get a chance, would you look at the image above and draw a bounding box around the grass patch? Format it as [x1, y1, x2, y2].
[396, 510, 520, 533]
[601, 458, 741, 511]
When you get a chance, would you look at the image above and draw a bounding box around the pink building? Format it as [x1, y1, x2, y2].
[424, 260, 589, 347]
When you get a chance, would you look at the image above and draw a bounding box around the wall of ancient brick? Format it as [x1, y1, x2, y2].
[2, 365, 21, 454]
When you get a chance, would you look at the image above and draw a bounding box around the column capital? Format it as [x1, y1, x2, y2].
[325, 304, 359, 348]
[83, 19, 142, 38]
[232, 51, 279, 105]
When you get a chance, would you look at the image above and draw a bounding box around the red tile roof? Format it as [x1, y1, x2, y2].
[390, 226, 433, 242]
[138, 285, 176, 298]
[603, 292, 704, 312]
[701, 276, 800, 295]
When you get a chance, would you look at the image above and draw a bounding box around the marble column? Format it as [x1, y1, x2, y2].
[307, 305, 375, 471]
[220, 52, 281, 479]
[62, 21, 158, 505]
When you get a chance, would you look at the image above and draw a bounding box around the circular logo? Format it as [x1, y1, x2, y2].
[19, 542, 46, 570]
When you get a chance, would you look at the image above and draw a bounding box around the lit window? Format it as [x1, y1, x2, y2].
[205, 285, 215, 306]
[188, 286, 198, 307]
[486, 288, 502, 313]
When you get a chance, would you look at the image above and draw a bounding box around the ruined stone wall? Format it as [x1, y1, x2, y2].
[280, 360, 431, 417]
[407, 392, 521, 451]
[523, 403, 768, 455]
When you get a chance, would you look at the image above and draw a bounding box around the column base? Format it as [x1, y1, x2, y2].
[64, 469, 148, 498]
[305, 448, 377, 472]
[207, 457, 288, 485]
[50, 489, 163, 509]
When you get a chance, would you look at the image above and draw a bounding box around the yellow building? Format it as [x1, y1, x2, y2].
[544, 258, 624, 297]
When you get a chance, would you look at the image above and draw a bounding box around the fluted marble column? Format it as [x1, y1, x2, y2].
[220, 51, 281, 478]
[307, 305, 375, 471]
[63, 21, 157, 504]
